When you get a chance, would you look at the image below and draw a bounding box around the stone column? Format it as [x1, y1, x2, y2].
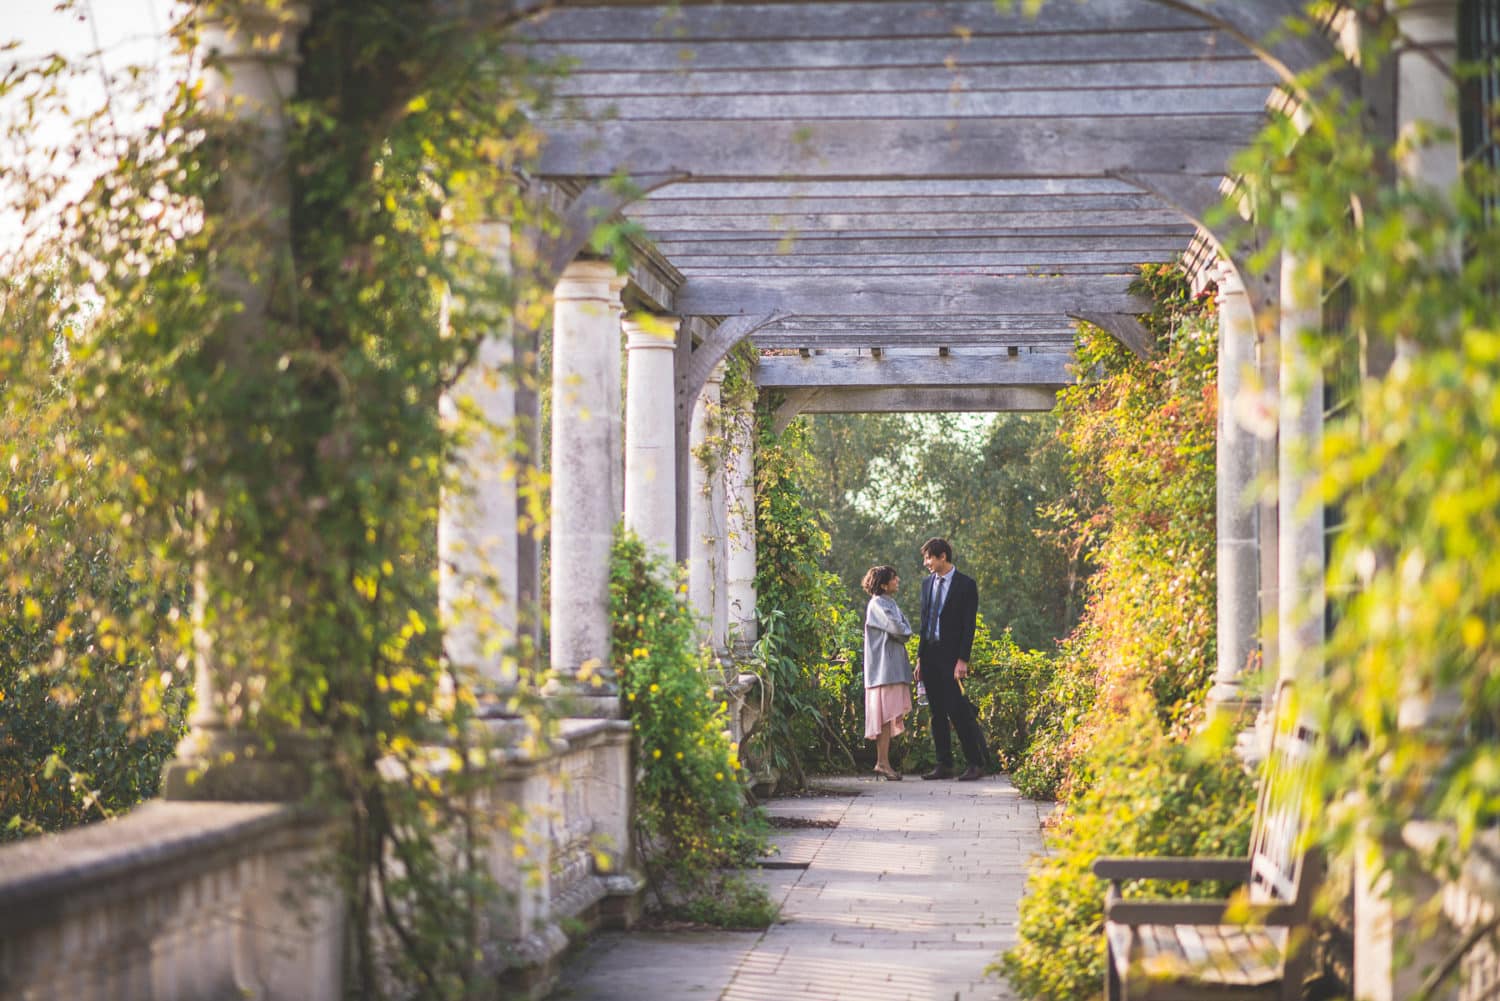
[623, 314, 680, 562]
[724, 394, 759, 652]
[1207, 262, 1262, 718]
[1395, 1, 1462, 211]
[1357, 12, 1462, 999]
[550, 261, 627, 717]
[439, 223, 519, 709]
[163, 1, 309, 800]
[1277, 249, 1324, 690]
[1391, 0, 1463, 728]
[688, 364, 728, 651]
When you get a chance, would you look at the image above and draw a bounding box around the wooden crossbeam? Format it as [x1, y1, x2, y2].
[550, 58, 1275, 99]
[632, 209, 1190, 235]
[674, 274, 1150, 317]
[788, 386, 1060, 414]
[535, 116, 1264, 180]
[753, 353, 1073, 389]
[562, 87, 1272, 121]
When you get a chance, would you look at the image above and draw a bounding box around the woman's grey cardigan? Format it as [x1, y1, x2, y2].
[864, 594, 915, 688]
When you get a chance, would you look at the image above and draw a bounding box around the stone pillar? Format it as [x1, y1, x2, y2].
[163, 1, 310, 801]
[1277, 249, 1324, 690]
[550, 261, 627, 717]
[1391, 0, 1463, 729]
[724, 394, 758, 652]
[688, 364, 728, 651]
[623, 314, 679, 561]
[1395, 1, 1462, 209]
[1207, 262, 1262, 718]
[439, 223, 519, 709]
[1358, 13, 1462, 999]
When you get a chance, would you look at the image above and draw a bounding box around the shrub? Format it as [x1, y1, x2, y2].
[1010, 652, 1096, 801]
[751, 411, 863, 784]
[894, 618, 1062, 776]
[998, 695, 1255, 1001]
[609, 529, 773, 925]
[1, 374, 189, 840]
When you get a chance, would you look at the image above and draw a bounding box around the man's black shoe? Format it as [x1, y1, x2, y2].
[955, 765, 982, 782]
[921, 767, 953, 780]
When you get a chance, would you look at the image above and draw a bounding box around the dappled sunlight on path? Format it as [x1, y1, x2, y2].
[555, 775, 1049, 1001]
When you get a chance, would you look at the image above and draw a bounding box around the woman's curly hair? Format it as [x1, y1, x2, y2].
[862, 564, 899, 596]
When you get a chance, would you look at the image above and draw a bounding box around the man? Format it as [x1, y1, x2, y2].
[915, 537, 987, 781]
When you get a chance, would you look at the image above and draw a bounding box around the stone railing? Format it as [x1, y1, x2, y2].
[1423, 825, 1500, 1001]
[0, 717, 636, 1001]
[0, 801, 342, 1001]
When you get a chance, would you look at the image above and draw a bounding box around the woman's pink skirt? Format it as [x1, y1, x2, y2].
[864, 683, 914, 739]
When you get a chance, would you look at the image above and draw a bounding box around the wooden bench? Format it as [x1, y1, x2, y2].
[1092, 685, 1324, 1000]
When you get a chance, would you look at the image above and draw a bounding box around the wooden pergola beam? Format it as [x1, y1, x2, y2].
[753, 352, 1072, 389]
[675, 274, 1151, 317]
[536, 116, 1264, 180]
[787, 386, 1060, 415]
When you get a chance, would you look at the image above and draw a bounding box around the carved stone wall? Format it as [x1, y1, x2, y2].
[0, 719, 638, 1001]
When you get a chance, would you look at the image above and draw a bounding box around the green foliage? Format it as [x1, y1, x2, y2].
[0, 3, 592, 995]
[998, 264, 1227, 994]
[1049, 265, 1220, 733]
[1009, 654, 1096, 801]
[805, 411, 1085, 651]
[890, 618, 1059, 776]
[1000, 698, 1256, 1001]
[1223, 6, 1500, 877]
[750, 409, 862, 785]
[609, 530, 774, 926]
[0, 315, 189, 838]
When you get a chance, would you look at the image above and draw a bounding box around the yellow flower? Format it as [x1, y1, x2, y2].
[714, 772, 724, 781]
[627, 692, 636, 702]
[652, 748, 661, 759]
[649, 683, 659, 693]
[674, 751, 684, 760]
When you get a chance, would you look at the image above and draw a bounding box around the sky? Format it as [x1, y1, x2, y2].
[2, 0, 184, 254]
[6, 0, 178, 69]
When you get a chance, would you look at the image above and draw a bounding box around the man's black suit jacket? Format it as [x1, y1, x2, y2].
[918, 570, 978, 667]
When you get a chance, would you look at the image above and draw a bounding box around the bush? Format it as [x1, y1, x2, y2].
[893, 618, 1062, 776]
[1010, 651, 1096, 800]
[1, 375, 189, 840]
[609, 529, 773, 925]
[751, 411, 864, 784]
[998, 696, 1255, 1001]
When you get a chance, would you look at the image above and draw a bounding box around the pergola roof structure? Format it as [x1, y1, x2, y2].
[519, 0, 1323, 413]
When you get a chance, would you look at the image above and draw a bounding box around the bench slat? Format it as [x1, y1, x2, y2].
[1107, 920, 1286, 998]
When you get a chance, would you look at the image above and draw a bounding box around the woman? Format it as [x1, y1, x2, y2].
[862, 564, 915, 780]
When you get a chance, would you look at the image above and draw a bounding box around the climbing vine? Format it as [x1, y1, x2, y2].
[749, 405, 863, 786]
[0, 1, 611, 995]
[608, 529, 775, 928]
[1227, 2, 1500, 883]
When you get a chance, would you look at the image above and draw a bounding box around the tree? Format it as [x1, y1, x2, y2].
[805, 411, 1085, 651]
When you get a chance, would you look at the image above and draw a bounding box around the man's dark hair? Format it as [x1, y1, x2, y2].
[862, 564, 899, 596]
[920, 537, 953, 562]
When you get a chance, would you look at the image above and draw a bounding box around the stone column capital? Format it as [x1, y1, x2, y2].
[200, 2, 310, 64]
[1389, 0, 1459, 35]
[701, 360, 727, 390]
[623, 314, 680, 352]
[555, 261, 627, 304]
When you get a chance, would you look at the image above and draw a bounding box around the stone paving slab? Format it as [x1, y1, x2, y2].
[553, 774, 1045, 1001]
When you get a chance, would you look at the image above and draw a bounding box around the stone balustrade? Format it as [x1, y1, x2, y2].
[0, 801, 341, 1001]
[0, 718, 636, 1001]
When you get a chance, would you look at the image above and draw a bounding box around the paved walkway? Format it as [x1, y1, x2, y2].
[554, 774, 1049, 1001]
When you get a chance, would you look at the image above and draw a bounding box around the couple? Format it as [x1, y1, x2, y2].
[862, 537, 988, 782]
